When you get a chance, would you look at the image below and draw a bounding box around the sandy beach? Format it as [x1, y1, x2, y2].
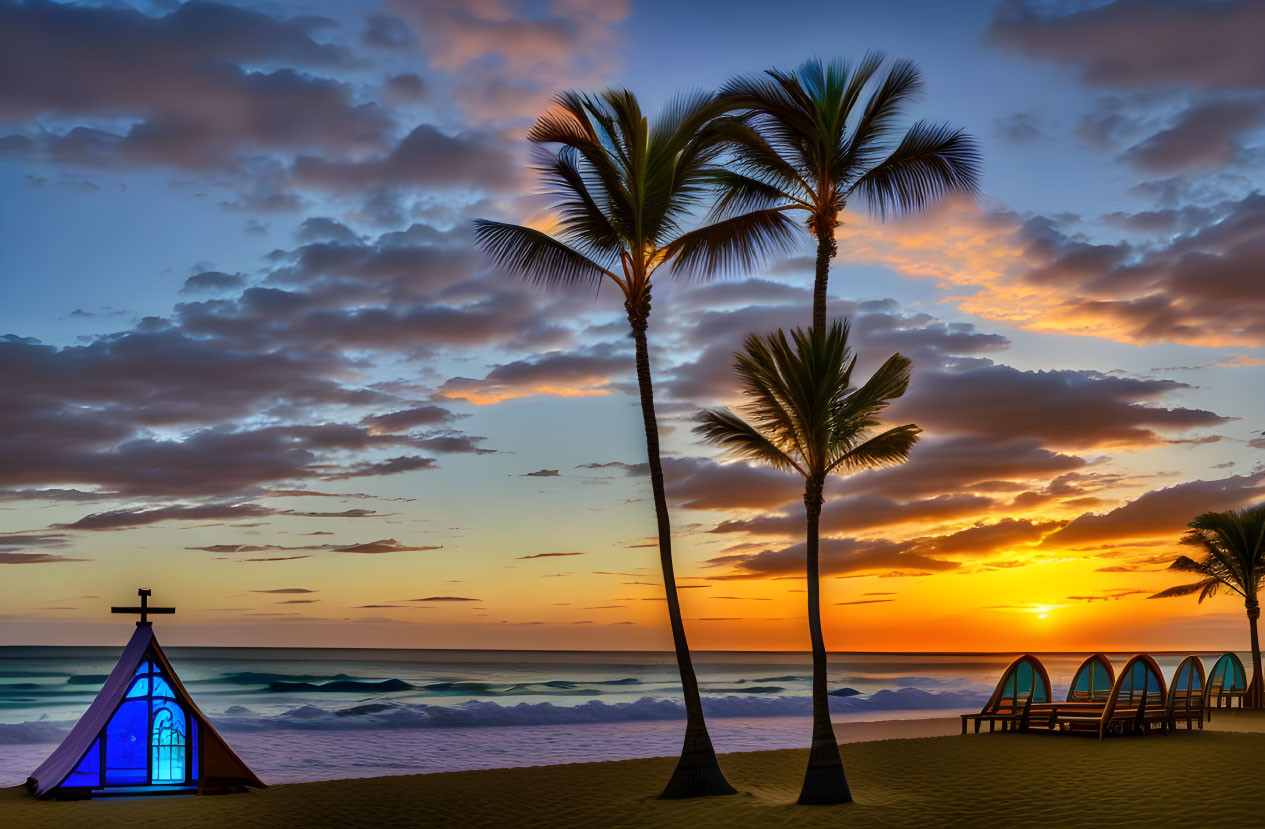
[6, 712, 1265, 828]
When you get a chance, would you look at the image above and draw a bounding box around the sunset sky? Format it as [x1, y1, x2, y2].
[2, 0, 1263, 652]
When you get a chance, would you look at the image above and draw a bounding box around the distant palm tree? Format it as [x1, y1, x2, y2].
[716, 55, 981, 331]
[695, 321, 920, 804]
[1151, 505, 1265, 706]
[474, 89, 797, 798]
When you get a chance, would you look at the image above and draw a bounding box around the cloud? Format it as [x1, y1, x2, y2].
[411, 596, 481, 602]
[835, 193, 1265, 347]
[0, 552, 88, 564]
[710, 492, 995, 538]
[517, 552, 585, 559]
[52, 502, 276, 531]
[389, 0, 629, 123]
[181, 271, 246, 294]
[836, 599, 896, 606]
[1043, 472, 1265, 547]
[291, 125, 518, 194]
[325, 455, 438, 480]
[362, 406, 459, 433]
[520, 469, 560, 478]
[332, 539, 443, 554]
[0, 2, 389, 171]
[987, 0, 1265, 91]
[250, 588, 317, 594]
[439, 350, 628, 405]
[891, 364, 1229, 450]
[712, 537, 958, 580]
[1120, 97, 1265, 173]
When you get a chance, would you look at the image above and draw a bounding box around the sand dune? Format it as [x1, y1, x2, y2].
[6, 713, 1265, 827]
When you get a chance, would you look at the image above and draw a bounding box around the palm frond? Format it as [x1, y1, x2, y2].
[831, 423, 921, 473]
[664, 208, 799, 280]
[707, 171, 794, 220]
[694, 409, 804, 476]
[695, 319, 919, 483]
[847, 121, 982, 219]
[473, 220, 615, 291]
[1150, 580, 1221, 600]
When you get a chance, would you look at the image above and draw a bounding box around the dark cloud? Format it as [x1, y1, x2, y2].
[325, 455, 438, 480]
[52, 502, 275, 531]
[1043, 472, 1265, 547]
[250, 588, 317, 594]
[362, 13, 414, 50]
[834, 436, 1086, 501]
[362, 405, 459, 433]
[663, 457, 802, 511]
[1017, 192, 1265, 346]
[333, 539, 443, 554]
[180, 271, 246, 295]
[520, 469, 560, 478]
[0, 533, 70, 550]
[1120, 97, 1265, 173]
[0, 1, 389, 170]
[517, 552, 585, 559]
[381, 73, 428, 104]
[992, 112, 1045, 141]
[710, 492, 995, 537]
[713, 537, 958, 580]
[291, 125, 517, 194]
[439, 350, 629, 405]
[294, 217, 362, 245]
[0, 552, 88, 564]
[411, 596, 480, 602]
[988, 0, 1265, 91]
[891, 364, 1229, 449]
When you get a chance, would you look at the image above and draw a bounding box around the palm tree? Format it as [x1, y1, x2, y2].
[716, 54, 982, 332]
[474, 89, 798, 798]
[1151, 505, 1265, 706]
[695, 321, 920, 804]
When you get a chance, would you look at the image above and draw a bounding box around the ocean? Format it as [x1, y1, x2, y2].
[0, 647, 1237, 785]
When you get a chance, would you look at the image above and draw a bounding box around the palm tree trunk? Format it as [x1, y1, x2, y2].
[628, 304, 735, 799]
[1248, 598, 1263, 707]
[812, 217, 838, 333]
[797, 476, 851, 806]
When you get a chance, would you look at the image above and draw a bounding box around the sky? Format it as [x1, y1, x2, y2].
[1, 0, 1263, 651]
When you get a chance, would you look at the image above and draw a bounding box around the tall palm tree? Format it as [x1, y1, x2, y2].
[474, 89, 797, 798]
[716, 54, 982, 331]
[1151, 505, 1265, 706]
[695, 321, 920, 804]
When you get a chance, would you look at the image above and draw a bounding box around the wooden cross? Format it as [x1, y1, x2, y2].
[111, 588, 175, 627]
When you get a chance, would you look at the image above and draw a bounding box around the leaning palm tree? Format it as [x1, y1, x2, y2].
[474, 89, 797, 798]
[1151, 505, 1265, 706]
[695, 321, 920, 804]
[716, 55, 982, 331]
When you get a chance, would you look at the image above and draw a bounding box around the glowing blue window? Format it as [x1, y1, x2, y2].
[105, 700, 148, 785]
[126, 677, 149, 698]
[150, 701, 187, 784]
[151, 677, 176, 699]
[65, 739, 101, 788]
[133, 661, 151, 677]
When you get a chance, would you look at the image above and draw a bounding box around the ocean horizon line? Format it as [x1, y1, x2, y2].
[0, 645, 1245, 656]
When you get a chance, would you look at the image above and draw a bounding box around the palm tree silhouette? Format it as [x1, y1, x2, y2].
[1151, 505, 1265, 706]
[695, 321, 920, 804]
[474, 89, 797, 798]
[716, 54, 981, 331]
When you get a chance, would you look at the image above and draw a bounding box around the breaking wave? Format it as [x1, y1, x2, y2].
[209, 687, 986, 732]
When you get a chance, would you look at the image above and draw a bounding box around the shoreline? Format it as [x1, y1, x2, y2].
[7, 711, 1265, 827]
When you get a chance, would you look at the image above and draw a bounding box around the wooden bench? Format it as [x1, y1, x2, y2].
[961, 695, 1033, 734]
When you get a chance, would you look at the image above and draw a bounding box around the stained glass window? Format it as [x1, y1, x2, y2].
[96, 651, 195, 788]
